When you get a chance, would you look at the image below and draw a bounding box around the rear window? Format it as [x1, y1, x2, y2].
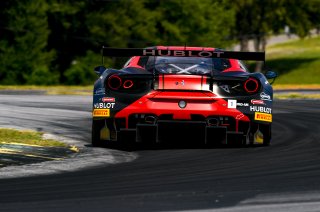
[141, 56, 231, 75]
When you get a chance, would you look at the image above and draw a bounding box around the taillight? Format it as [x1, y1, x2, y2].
[108, 75, 122, 90]
[243, 78, 259, 93]
[107, 75, 135, 90]
[123, 80, 134, 89]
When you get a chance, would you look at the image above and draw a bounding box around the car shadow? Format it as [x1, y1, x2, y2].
[85, 141, 264, 151]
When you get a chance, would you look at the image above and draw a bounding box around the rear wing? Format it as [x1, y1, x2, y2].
[102, 47, 265, 61]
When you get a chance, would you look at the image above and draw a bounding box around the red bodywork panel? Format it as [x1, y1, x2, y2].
[158, 75, 209, 91]
[115, 90, 249, 131]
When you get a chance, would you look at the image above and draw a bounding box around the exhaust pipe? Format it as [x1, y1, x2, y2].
[207, 118, 219, 126]
[145, 115, 157, 124]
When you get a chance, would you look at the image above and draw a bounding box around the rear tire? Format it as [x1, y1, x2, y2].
[249, 123, 271, 146]
[262, 124, 271, 146]
[92, 120, 103, 147]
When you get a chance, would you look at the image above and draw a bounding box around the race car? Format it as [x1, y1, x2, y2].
[92, 46, 277, 147]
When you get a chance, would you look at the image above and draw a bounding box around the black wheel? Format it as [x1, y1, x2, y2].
[261, 124, 271, 146]
[92, 120, 103, 147]
[249, 123, 271, 146]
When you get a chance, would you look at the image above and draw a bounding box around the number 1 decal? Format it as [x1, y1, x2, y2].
[228, 100, 237, 109]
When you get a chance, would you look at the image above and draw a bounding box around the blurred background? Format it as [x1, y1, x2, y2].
[0, 0, 319, 86]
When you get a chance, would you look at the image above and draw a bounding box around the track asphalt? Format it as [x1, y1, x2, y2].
[0, 95, 320, 211]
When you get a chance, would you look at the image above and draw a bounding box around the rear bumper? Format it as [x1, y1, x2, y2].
[118, 120, 245, 145]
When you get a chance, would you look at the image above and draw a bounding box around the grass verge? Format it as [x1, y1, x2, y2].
[0, 128, 68, 147]
[274, 93, 320, 99]
[266, 36, 320, 85]
[273, 84, 320, 90]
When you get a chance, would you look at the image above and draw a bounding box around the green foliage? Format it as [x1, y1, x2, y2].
[0, 0, 319, 85]
[64, 51, 102, 85]
[228, 0, 320, 72]
[46, 0, 87, 83]
[157, 0, 235, 47]
[230, 0, 286, 50]
[25, 66, 59, 85]
[282, 0, 313, 38]
[267, 36, 320, 84]
[0, 0, 56, 85]
[86, 0, 161, 47]
[229, 0, 320, 47]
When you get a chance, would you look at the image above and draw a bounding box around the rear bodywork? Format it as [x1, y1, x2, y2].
[92, 46, 275, 147]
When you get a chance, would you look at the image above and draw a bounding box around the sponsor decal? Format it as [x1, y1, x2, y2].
[236, 102, 249, 107]
[175, 80, 185, 86]
[250, 106, 272, 114]
[227, 99, 237, 108]
[236, 113, 244, 120]
[143, 49, 224, 58]
[93, 109, 110, 117]
[102, 97, 115, 102]
[251, 99, 265, 105]
[228, 100, 248, 108]
[95, 88, 105, 95]
[94, 103, 115, 109]
[254, 112, 272, 122]
[260, 92, 271, 101]
[220, 85, 230, 93]
[265, 80, 269, 85]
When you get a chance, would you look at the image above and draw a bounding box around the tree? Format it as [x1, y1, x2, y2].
[283, 0, 320, 37]
[46, 0, 88, 83]
[2, 0, 318, 84]
[230, 0, 285, 51]
[64, 50, 101, 85]
[230, 0, 320, 72]
[308, 0, 320, 34]
[85, 0, 160, 48]
[156, 0, 235, 47]
[0, 0, 57, 85]
[230, 0, 292, 72]
[82, 0, 235, 78]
